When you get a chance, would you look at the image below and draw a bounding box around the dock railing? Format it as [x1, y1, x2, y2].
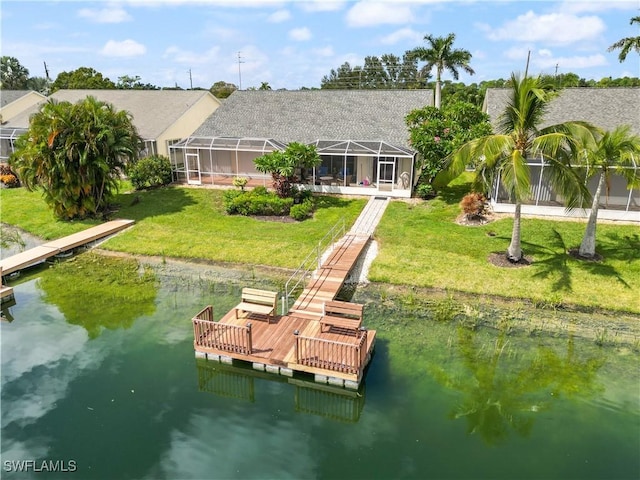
[293, 329, 368, 375]
[192, 306, 253, 355]
[282, 218, 346, 314]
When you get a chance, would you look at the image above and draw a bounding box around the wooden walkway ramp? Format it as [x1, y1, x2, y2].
[0, 219, 135, 275]
[289, 233, 370, 316]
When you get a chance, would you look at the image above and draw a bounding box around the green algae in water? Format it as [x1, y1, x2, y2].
[37, 253, 158, 338]
[1, 261, 639, 480]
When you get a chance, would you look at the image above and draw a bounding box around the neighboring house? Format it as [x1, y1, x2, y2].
[483, 87, 640, 221]
[0, 89, 221, 161]
[0, 90, 47, 161]
[169, 89, 433, 198]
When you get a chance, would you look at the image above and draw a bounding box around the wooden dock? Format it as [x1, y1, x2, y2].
[193, 233, 375, 389]
[0, 219, 135, 276]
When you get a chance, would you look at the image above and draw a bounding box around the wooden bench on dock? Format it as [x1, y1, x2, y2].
[320, 300, 363, 333]
[235, 288, 278, 323]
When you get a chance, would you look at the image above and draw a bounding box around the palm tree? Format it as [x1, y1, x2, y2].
[10, 97, 141, 219]
[446, 73, 594, 262]
[411, 33, 475, 108]
[608, 16, 640, 62]
[578, 125, 640, 258]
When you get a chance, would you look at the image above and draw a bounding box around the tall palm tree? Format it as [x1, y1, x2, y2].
[578, 125, 640, 258]
[608, 16, 640, 62]
[446, 73, 594, 262]
[11, 97, 141, 219]
[411, 33, 475, 108]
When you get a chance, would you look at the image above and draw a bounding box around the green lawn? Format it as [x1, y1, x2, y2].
[0, 185, 366, 270]
[370, 182, 640, 314]
[1, 182, 638, 313]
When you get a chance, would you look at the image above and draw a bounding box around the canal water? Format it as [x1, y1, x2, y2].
[1, 254, 638, 480]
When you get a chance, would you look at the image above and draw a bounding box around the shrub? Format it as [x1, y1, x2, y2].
[416, 183, 434, 199]
[232, 176, 248, 190]
[292, 186, 313, 203]
[128, 155, 172, 190]
[460, 192, 487, 219]
[223, 188, 293, 216]
[290, 198, 315, 221]
[0, 174, 19, 188]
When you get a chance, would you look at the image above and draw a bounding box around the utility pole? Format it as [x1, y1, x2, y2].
[43, 61, 50, 81]
[237, 51, 244, 90]
[188, 69, 193, 89]
[524, 50, 531, 78]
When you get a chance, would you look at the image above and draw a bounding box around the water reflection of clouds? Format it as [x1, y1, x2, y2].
[1, 281, 111, 458]
[146, 410, 316, 479]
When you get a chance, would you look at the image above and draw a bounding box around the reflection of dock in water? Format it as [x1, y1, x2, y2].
[197, 359, 256, 402]
[291, 378, 364, 423]
[196, 359, 365, 423]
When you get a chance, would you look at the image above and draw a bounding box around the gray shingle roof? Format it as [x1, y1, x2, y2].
[4, 89, 219, 139]
[1, 90, 37, 107]
[193, 89, 434, 149]
[484, 87, 640, 134]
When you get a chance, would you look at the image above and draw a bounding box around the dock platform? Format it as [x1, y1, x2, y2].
[0, 219, 135, 276]
[193, 233, 376, 389]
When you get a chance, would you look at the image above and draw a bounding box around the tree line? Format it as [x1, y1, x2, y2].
[2, 12, 638, 99]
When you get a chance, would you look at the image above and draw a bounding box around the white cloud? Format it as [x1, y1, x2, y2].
[558, 0, 637, 14]
[127, 0, 286, 6]
[164, 45, 222, 65]
[207, 26, 240, 41]
[504, 46, 531, 61]
[299, 1, 346, 12]
[101, 39, 147, 57]
[487, 11, 605, 46]
[346, 1, 415, 27]
[77, 5, 132, 23]
[534, 54, 608, 70]
[312, 46, 335, 57]
[379, 27, 423, 46]
[268, 9, 290, 23]
[503, 46, 608, 72]
[289, 27, 312, 41]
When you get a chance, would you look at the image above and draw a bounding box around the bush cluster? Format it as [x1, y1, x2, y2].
[223, 186, 315, 220]
[223, 187, 293, 216]
[416, 183, 434, 199]
[0, 174, 19, 188]
[0, 165, 19, 188]
[290, 198, 314, 220]
[128, 155, 172, 190]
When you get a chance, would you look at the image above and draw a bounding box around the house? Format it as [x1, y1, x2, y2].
[1, 90, 46, 123]
[0, 90, 47, 161]
[0, 89, 221, 161]
[483, 87, 640, 221]
[169, 89, 433, 198]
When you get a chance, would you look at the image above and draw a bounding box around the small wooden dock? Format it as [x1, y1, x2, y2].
[193, 233, 376, 389]
[1, 219, 134, 305]
[0, 219, 135, 276]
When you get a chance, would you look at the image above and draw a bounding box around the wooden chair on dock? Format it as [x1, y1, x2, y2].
[320, 300, 363, 334]
[234, 288, 278, 323]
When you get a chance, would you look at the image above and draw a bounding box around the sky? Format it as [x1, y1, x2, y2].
[1, 0, 639, 90]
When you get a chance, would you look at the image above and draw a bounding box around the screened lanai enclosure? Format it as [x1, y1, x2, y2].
[0, 128, 27, 162]
[0, 127, 157, 163]
[491, 156, 640, 221]
[169, 137, 415, 197]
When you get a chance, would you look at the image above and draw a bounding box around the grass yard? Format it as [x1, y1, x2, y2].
[0, 187, 101, 238]
[370, 181, 640, 314]
[0, 185, 366, 270]
[1, 181, 638, 313]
